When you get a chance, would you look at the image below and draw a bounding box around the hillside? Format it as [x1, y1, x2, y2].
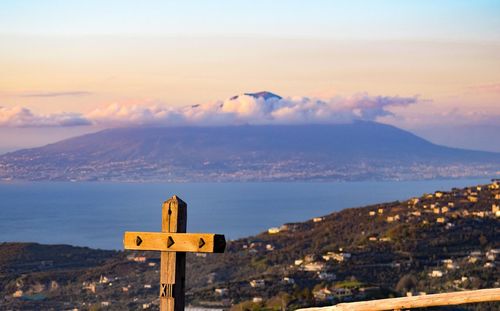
[1, 121, 500, 182]
[1, 181, 499, 310]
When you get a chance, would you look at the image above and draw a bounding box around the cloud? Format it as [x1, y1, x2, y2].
[0, 106, 91, 127]
[379, 107, 500, 129]
[86, 102, 184, 127]
[88, 92, 418, 126]
[0, 92, 419, 128]
[19, 91, 92, 97]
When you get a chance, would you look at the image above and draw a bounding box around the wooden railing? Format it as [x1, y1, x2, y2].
[296, 288, 500, 311]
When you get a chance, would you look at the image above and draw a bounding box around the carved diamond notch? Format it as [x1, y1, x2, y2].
[199, 238, 206, 248]
[167, 236, 175, 248]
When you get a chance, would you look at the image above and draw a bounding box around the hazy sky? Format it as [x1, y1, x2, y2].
[1, 0, 499, 152]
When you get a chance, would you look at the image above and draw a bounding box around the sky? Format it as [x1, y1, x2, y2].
[1, 0, 500, 152]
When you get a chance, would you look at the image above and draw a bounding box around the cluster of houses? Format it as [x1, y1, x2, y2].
[367, 180, 500, 232]
[312, 286, 353, 301]
[247, 180, 500, 306]
[312, 285, 388, 303]
[78, 254, 160, 309]
[10, 279, 59, 301]
[267, 222, 302, 235]
[292, 253, 345, 280]
[241, 241, 277, 254]
[426, 248, 499, 293]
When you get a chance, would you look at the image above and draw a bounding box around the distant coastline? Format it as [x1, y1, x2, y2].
[2, 123, 499, 183]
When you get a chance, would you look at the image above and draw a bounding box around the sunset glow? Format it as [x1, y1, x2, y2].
[1, 0, 500, 152]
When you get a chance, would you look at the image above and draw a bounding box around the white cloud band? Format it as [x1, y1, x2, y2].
[0, 106, 91, 127]
[0, 92, 418, 128]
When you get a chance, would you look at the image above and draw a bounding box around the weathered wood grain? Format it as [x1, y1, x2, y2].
[123, 195, 225, 311]
[123, 232, 226, 253]
[296, 288, 500, 311]
[160, 196, 186, 311]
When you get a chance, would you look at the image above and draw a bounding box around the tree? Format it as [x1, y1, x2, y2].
[395, 274, 417, 294]
[479, 234, 488, 246]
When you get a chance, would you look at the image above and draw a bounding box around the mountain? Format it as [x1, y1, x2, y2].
[1, 182, 499, 310]
[230, 91, 282, 101]
[1, 121, 499, 181]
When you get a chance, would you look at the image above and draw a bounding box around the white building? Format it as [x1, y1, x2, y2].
[492, 204, 500, 217]
[214, 288, 228, 295]
[429, 270, 443, 278]
[99, 275, 110, 284]
[283, 277, 295, 284]
[249, 279, 265, 288]
[322, 252, 351, 262]
[303, 262, 325, 272]
[333, 288, 352, 298]
[268, 227, 280, 234]
[313, 287, 332, 300]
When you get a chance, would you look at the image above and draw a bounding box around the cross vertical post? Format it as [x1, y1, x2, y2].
[161, 195, 186, 311]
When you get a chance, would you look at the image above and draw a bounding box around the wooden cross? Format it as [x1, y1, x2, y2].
[123, 195, 226, 311]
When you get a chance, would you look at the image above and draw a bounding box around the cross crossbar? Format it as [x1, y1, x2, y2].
[123, 232, 226, 253]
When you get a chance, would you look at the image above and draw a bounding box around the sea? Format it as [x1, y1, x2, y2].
[0, 178, 490, 250]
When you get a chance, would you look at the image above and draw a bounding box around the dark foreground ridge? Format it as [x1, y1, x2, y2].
[1, 181, 499, 310]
